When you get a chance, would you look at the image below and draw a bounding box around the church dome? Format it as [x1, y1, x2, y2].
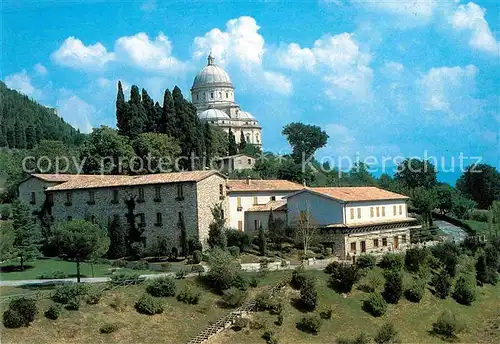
[237, 110, 256, 120]
[192, 54, 233, 89]
[198, 108, 230, 121]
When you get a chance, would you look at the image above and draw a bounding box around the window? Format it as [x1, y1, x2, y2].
[155, 212, 163, 226]
[247, 158, 252, 164]
[253, 196, 258, 205]
[237, 197, 242, 211]
[112, 190, 119, 204]
[90, 215, 96, 224]
[350, 242, 356, 252]
[382, 237, 387, 246]
[350, 208, 355, 220]
[382, 207, 386, 217]
[154, 186, 161, 202]
[219, 184, 224, 199]
[399, 205, 403, 215]
[246, 134, 250, 142]
[139, 213, 146, 226]
[270, 196, 276, 201]
[219, 92, 222, 98]
[393, 205, 397, 216]
[196, 94, 199, 100]
[373, 239, 379, 248]
[178, 211, 184, 224]
[254, 219, 261, 231]
[88, 191, 95, 205]
[376, 207, 380, 217]
[226, 92, 229, 98]
[357, 208, 361, 219]
[256, 134, 260, 143]
[65, 192, 72, 206]
[177, 184, 184, 200]
[30, 192, 36, 204]
[370, 207, 374, 217]
[210, 92, 214, 99]
[402, 235, 407, 244]
[67, 216, 72, 221]
[47, 193, 54, 205]
[238, 221, 243, 231]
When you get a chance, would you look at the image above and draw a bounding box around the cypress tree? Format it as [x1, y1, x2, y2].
[141, 88, 156, 132]
[238, 130, 246, 152]
[25, 125, 36, 149]
[154, 101, 162, 133]
[127, 85, 147, 138]
[162, 89, 176, 136]
[6, 124, 15, 148]
[204, 122, 213, 166]
[107, 215, 127, 259]
[228, 129, 237, 156]
[12, 201, 40, 269]
[258, 223, 266, 256]
[116, 81, 129, 136]
[0, 120, 7, 147]
[14, 120, 26, 149]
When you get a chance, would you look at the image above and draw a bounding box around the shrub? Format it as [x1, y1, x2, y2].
[38, 270, 68, 279]
[228, 246, 240, 257]
[374, 323, 400, 344]
[100, 323, 120, 334]
[363, 293, 387, 317]
[476, 254, 498, 286]
[299, 279, 318, 311]
[255, 291, 273, 311]
[380, 253, 404, 271]
[291, 266, 308, 289]
[232, 317, 249, 331]
[3, 309, 24, 328]
[7, 297, 38, 326]
[330, 263, 360, 293]
[177, 283, 201, 305]
[358, 269, 385, 293]
[431, 242, 460, 277]
[112, 259, 128, 268]
[276, 313, 284, 326]
[175, 269, 188, 279]
[129, 259, 149, 270]
[192, 250, 202, 264]
[433, 270, 452, 299]
[325, 247, 333, 256]
[249, 276, 259, 288]
[110, 272, 143, 285]
[65, 297, 81, 311]
[191, 264, 205, 275]
[44, 303, 62, 320]
[170, 247, 179, 259]
[296, 314, 322, 335]
[405, 279, 426, 303]
[452, 275, 476, 305]
[51, 283, 89, 304]
[383, 270, 403, 304]
[205, 248, 241, 294]
[86, 290, 102, 305]
[320, 307, 333, 320]
[269, 299, 283, 315]
[432, 311, 464, 339]
[0, 204, 11, 219]
[146, 276, 176, 297]
[221, 287, 247, 308]
[357, 254, 376, 269]
[250, 316, 267, 330]
[338, 333, 371, 344]
[231, 274, 249, 291]
[135, 294, 164, 315]
[109, 294, 127, 312]
[324, 261, 340, 274]
[404, 247, 429, 273]
[226, 229, 251, 252]
[262, 329, 274, 341]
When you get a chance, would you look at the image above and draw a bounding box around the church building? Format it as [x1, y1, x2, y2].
[191, 54, 262, 147]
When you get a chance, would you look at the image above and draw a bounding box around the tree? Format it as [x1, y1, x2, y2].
[383, 270, 404, 304]
[50, 219, 110, 282]
[204, 122, 213, 164]
[205, 248, 241, 293]
[12, 201, 40, 269]
[0, 222, 16, 261]
[268, 211, 286, 250]
[411, 187, 438, 227]
[282, 122, 329, 163]
[378, 173, 395, 190]
[394, 158, 437, 189]
[488, 201, 500, 236]
[107, 215, 127, 259]
[141, 88, 157, 132]
[132, 132, 181, 173]
[456, 164, 500, 209]
[161, 88, 176, 136]
[124, 195, 144, 256]
[291, 205, 317, 256]
[451, 193, 476, 219]
[258, 223, 266, 256]
[228, 129, 238, 156]
[116, 81, 129, 136]
[238, 130, 246, 152]
[434, 270, 452, 299]
[14, 120, 26, 149]
[348, 162, 376, 186]
[436, 184, 454, 215]
[207, 203, 227, 249]
[126, 85, 148, 138]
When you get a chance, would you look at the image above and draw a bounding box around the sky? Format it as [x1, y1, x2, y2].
[1, 0, 499, 185]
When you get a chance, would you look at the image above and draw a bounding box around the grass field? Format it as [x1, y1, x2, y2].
[464, 220, 498, 236]
[209, 269, 500, 344]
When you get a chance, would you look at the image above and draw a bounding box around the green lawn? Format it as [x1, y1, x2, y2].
[0, 258, 155, 281]
[464, 220, 497, 236]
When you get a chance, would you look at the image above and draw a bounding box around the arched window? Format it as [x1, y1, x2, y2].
[210, 92, 214, 99]
[196, 94, 199, 100]
[226, 92, 229, 98]
[219, 92, 222, 98]
[246, 134, 250, 142]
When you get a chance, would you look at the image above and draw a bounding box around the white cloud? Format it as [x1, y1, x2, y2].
[382, 61, 404, 75]
[5, 70, 42, 98]
[418, 64, 482, 121]
[276, 43, 315, 71]
[323, 123, 356, 155]
[192, 16, 265, 68]
[449, 2, 499, 55]
[34, 63, 48, 76]
[115, 32, 188, 74]
[51, 37, 115, 70]
[56, 94, 94, 133]
[263, 72, 293, 96]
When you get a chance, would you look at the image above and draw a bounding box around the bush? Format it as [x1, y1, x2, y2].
[128, 259, 149, 270]
[358, 269, 384, 293]
[109, 294, 127, 312]
[320, 307, 333, 319]
[324, 261, 340, 274]
[7, 297, 38, 326]
[380, 253, 404, 271]
[38, 270, 68, 279]
[65, 297, 81, 311]
[44, 303, 62, 320]
[291, 266, 308, 289]
[405, 279, 426, 303]
[330, 263, 360, 293]
[250, 316, 267, 330]
[205, 248, 241, 294]
[177, 283, 201, 305]
[192, 250, 202, 264]
[476, 254, 498, 286]
[228, 246, 240, 257]
[112, 259, 128, 268]
[255, 291, 273, 311]
[375, 323, 400, 344]
[433, 270, 452, 299]
[135, 294, 164, 315]
[357, 254, 376, 269]
[146, 276, 176, 297]
[363, 293, 387, 317]
[100, 323, 120, 334]
[296, 314, 322, 335]
[452, 275, 476, 305]
[269, 299, 283, 315]
[249, 276, 259, 288]
[432, 311, 464, 339]
[110, 272, 143, 285]
[338, 333, 371, 344]
[86, 290, 102, 305]
[383, 270, 403, 304]
[221, 287, 247, 308]
[276, 313, 284, 326]
[226, 229, 251, 252]
[232, 317, 249, 331]
[175, 269, 188, 279]
[191, 264, 205, 275]
[299, 279, 318, 311]
[3, 309, 24, 329]
[231, 274, 249, 291]
[404, 247, 429, 273]
[51, 283, 89, 304]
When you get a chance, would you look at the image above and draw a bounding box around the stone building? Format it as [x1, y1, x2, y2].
[191, 54, 262, 147]
[18, 171, 228, 250]
[215, 154, 256, 174]
[285, 187, 420, 258]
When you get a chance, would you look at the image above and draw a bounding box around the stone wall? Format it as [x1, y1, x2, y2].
[18, 177, 60, 215]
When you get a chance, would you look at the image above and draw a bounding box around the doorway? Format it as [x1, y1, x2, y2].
[394, 236, 399, 249]
[361, 241, 366, 253]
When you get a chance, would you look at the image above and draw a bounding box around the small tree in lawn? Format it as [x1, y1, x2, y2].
[268, 211, 286, 250]
[107, 215, 127, 259]
[291, 204, 317, 256]
[208, 203, 227, 249]
[258, 223, 266, 256]
[50, 220, 110, 283]
[12, 200, 40, 269]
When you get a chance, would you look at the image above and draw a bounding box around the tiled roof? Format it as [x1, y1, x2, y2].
[227, 179, 303, 192]
[303, 187, 409, 202]
[45, 170, 223, 191]
[31, 174, 83, 182]
[247, 199, 287, 212]
[325, 217, 418, 228]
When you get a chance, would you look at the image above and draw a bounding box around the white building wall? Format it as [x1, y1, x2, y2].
[245, 211, 286, 233]
[344, 199, 408, 224]
[286, 192, 344, 226]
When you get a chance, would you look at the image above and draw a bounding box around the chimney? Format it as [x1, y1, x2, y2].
[246, 176, 251, 185]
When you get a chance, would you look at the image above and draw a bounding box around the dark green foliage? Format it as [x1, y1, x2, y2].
[476, 254, 498, 285]
[324, 261, 340, 275]
[52, 283, 89, 304]
[432, 311, 464, 339]
[291, 266, 309, 289]
[452, 275, 476, 305]
[357, 254, 376, 269]
[12, 200, 40, 269]
[44, 303, 62, 320]
[249, 277, 259, 288]
[282, 122, 329, 163]
[456, 164, 500, 209]
[205, 248, 240, 293]
[431, 242, 460, 277]
[296, 313, 322, 335]
[330, 263, 361, 293]
[176, 283, 201, 305]
[107, 215, 127, 259]
[338, 333, 371, 344]
[175, 269, 187, 279]
[146, 276, 176, 297]
[394, 158, 437, 189]
[3, 297, 37, 328]
[383, 270, 404, 304]
[320, 307, 333, 320]
[363, 293, 387, 317]
[192, 250, 202, 264]
[232, 317, 249, 331]
[135, 294, 164, 315]
[65, 297, 81, 311]
[231, 274, 249, 291]
[405, 279, 426, 302]
[299, 278, 318, 311]
[3, 309, 25, 328]
[276, 313, 284, 326]
[404, 247, 429, 273]
[267, 213, 287, 250]
[86, 290, 102, 305]
[228, 246, 240, 257]
[379, 253, 404, 271]
[258, 223, 266, 256]
[374, 323, 401, 344]
[226, 230, 250, 252]
[221, 287, 247, 308]
[227, 129, 238, 156]
[433, 270, 452, 299]
[255, 291, 273, 311]
[207, 203, 227, 249]
[100, 323, 120, 334]
[109, 271, 143, 285]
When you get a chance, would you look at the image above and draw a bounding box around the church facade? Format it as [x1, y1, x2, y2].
[191, 54, 262, 147]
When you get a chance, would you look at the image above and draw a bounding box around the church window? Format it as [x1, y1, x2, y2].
[246, 134, 250, 142]
[219, 92, 222, 98]
[210, 92, 214, 99]
[226, 92, 228, 98]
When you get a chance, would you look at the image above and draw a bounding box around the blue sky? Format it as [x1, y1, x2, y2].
[2, 0, 499, 184]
